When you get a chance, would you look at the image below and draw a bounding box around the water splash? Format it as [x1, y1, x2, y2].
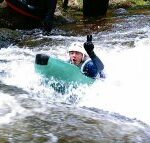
[0, 13, 150, 126]
[78, 36, 150, 125]
[0, 93, 29, 124]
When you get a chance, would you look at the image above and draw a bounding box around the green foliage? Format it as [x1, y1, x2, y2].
[129, 0, 149, 5]
[109, 0, 149, 9]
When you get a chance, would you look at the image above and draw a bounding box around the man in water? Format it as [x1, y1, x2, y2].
[68, 35, 105, 78]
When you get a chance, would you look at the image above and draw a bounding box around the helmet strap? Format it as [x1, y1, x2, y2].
[82, 54, 85, 61]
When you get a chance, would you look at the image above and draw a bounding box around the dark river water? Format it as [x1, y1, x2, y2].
[0, 8, 150, 143]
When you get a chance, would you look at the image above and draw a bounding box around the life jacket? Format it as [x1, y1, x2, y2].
[80, 58, 102, 78]
[68, 58, 105, 79]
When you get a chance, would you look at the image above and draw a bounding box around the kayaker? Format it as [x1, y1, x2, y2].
[68, 35, 105, 78]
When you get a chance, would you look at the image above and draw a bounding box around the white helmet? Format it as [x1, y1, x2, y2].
[68, 42, 87, 56]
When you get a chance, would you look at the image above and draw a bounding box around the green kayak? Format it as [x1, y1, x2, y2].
[35, 54, 94, 85]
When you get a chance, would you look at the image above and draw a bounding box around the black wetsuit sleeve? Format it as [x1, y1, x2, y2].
[90, 52, 104, 72]
[89, 52, 105, 78]
[84, 35, 105, 78]
[83, 54, 104, 78]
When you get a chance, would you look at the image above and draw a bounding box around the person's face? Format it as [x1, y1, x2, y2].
[69, 51, 83, 66]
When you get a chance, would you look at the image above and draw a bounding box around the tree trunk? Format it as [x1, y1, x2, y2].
[63, 0, 69, 9]
[83, 0, 109, 17]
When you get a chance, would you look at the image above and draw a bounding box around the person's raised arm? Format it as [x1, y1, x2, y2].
[84, 35, 104, 72]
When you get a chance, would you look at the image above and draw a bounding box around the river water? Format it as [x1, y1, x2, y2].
[0, 8, 150, 142]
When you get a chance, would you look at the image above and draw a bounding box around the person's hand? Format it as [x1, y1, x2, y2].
[84, 35, 95, 57]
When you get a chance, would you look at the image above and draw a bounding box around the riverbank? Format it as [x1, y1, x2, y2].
[0, 0, 149, 48]
[0, 0, 149, 30]
[109, 0, 150, 8]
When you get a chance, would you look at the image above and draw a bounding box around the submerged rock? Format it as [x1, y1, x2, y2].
[115, 8, 128, 15]
[0, 28, 22, 48]
[1, 105, 150, 143]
